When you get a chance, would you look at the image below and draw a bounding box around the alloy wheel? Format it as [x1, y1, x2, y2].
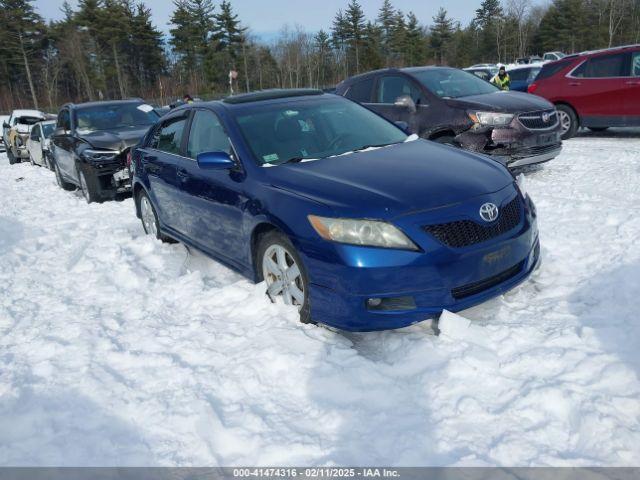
[140, 195, 158, 237]
[262, 244, 305, 308]
[558, 110, 571, 136]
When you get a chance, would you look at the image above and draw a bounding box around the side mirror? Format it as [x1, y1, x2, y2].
[394, 121, 410, 133]
[2, 122, 9, 129]
[54, 127, 68, 136]
[394, 95, 417, 113]
[196, 151, 235, 170]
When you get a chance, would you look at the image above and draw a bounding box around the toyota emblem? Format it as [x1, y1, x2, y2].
[479, 203, 499, 222]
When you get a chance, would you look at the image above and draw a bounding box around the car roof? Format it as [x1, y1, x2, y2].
[222, 89, 323, 105]
[570, 43, 640, 59]
[11, 109, 45, 118]
[63, 99, 145, 110]
[507, 64, 542, 71]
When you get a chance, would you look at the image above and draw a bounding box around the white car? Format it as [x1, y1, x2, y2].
[26, 120, 56, 169]
[2, 109, 48, 164]
[543, 51, 566, 61]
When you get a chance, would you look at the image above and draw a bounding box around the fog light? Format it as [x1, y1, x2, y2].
[366, 296, 417, 311]
[367, 298, 382, 308]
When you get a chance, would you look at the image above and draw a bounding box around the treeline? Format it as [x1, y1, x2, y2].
[1, 0, 639, 112]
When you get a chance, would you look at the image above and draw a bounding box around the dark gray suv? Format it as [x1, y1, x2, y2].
[336, 67, 562, 169]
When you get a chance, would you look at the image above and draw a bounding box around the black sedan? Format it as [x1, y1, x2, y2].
[336, 67, 562, 169]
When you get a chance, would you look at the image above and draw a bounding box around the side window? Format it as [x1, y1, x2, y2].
[57, 110, 71, 131]
[30, 126, 40, 140]
[575, 53, 627, 78]
[186, 110, 230, 159]
[345, 77, 374, 103]
[508, 69, 530, 82]
[151, 115, 188, 155]
[631, 52, 640, 77]
[375, 76, 424, 105]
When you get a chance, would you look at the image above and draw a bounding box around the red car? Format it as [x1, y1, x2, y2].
[528, 44, 640, 139]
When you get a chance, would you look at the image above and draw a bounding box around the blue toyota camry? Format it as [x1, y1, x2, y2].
[131, 89, 539, 331]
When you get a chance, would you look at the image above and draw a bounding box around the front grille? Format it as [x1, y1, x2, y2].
[452, 261, 524, 300]
[518, 110, 558, 130]
[423, 197, 522, 248]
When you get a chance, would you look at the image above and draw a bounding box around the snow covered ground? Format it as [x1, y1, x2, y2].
[0, 130, 639, 466]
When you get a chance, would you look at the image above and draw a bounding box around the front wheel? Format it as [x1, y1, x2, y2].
[7, 148, 16, 165]
[258, 231, 312, 324]
[78, 167, 101, 203]
[556, 104, 578, 140]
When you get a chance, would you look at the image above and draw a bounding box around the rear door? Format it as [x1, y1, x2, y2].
[142, 112, 189, 232]
[178, 108, 247, 265]
[568, 52, 627, 124]
[624, 50, 640, 123]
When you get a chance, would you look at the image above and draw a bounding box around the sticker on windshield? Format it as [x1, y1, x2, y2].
[263, 153, 279, 163]
[137, 104, 154, 113]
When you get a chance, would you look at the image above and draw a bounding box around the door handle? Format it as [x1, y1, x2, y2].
[176, 168, 190, 179]
[568, 82, 582, 86]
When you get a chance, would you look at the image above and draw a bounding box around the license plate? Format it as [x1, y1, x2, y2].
[113, 169, 130, 182]
[537, 133, 556, 145]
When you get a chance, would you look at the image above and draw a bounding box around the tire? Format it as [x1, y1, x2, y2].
[29, 152, 35, 166]
[77, 167, 101, 204]
[556, 104, 578, 140]
[45, 152, 54, 171]
[137, 189, 174, 243]
[7, 148, 16, 165]
[54, 161, 76, 191]
[433, 135, 457, 146]
[588, 127, 609, 132]
[257, 230, 312, 324]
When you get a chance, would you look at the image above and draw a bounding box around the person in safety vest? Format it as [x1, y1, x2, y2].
[491, 66, 510, 91]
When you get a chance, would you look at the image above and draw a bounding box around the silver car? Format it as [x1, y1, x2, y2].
[26, 120, 56, 169]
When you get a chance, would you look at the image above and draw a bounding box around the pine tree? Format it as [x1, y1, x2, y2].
[376, 0, 396, 63]
[430, 8, 454, 65]
[344, 0, 366, 73]
[405, 12, 426, 66]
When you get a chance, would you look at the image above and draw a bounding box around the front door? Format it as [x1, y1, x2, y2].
[364, 75, 427, 134]
[178, 109, 247, 266]
[624, 51, 640, 124]
[51, 109, 75, 179]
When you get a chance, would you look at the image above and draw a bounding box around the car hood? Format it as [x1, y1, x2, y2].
[78, 125, 152, 151]
[266, 139, 513, 219]
[447, 91, 553, 113]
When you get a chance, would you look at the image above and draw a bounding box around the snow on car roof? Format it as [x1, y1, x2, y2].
[11, 109, 46, 118]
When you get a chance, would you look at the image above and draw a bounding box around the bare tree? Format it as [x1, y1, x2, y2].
[507, 0, 531, 58]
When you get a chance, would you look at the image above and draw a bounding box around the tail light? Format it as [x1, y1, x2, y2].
[527, 82, 538, 94]
[126, 150, 132, 167]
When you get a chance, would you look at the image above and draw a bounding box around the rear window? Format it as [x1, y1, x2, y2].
[16, 116, 42, 126]
[508, 69, 530, 82]
[537, 59, 574, 80]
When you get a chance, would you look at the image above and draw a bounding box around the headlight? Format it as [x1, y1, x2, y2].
[81, 148, 119, 161]
[516, 173, 528, 198]
[308, 215, 418, 250]
[468, 111, 514, 126]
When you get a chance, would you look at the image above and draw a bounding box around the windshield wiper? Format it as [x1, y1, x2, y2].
[352, 141, 399, 152]
[278, 156, 306, 165]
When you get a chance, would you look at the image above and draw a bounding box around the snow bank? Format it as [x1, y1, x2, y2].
[0, 130, 639, 466]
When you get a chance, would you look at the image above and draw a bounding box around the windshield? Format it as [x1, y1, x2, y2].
[17, 116, 43, 126]
[233, 97, 408, 165]
[75, 103, 159, 133]
[411, 68, 499, 98]
[42, 123, 55, 137]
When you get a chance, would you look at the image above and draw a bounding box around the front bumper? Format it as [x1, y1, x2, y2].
[80, 155, 132, 199]
[302, 188, 539, 331]
[456, 119, 562, 169]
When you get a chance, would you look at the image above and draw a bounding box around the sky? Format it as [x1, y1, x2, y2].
[33, 0, 545, 41]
